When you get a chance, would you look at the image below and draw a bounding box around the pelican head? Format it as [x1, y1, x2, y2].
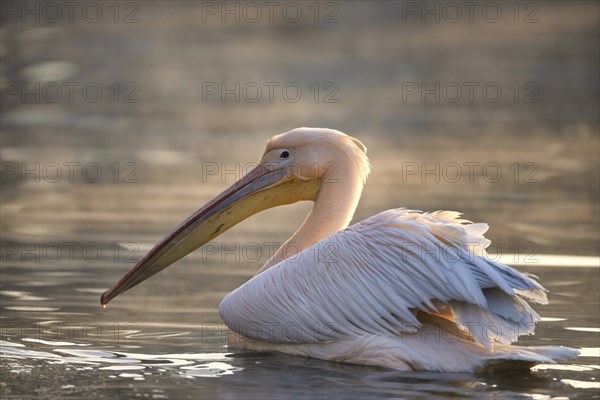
[101, 128, 370, 305]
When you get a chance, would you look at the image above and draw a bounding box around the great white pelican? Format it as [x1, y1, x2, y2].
[101, 128, 577, 372]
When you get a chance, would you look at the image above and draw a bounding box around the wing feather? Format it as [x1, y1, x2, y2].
[219, 209, 547, 349]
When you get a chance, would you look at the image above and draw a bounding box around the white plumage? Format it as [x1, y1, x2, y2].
[102, 128, 578, 372]
[220, 208, 576, 371]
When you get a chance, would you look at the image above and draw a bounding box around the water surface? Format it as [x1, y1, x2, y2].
[1, 260, 599, 399]
[1, 1, 599, 399]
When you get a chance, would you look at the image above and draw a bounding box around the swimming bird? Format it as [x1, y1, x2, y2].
[101, 128, 578, 372]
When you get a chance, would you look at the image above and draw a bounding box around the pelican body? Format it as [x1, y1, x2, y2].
[101, 128, 577, 372]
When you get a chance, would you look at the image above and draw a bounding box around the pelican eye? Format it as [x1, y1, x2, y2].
[280, 151, 290, 159]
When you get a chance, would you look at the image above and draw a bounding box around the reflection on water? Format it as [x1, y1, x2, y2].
[2, 340, 238, 378]
[1, 264, 599, 399]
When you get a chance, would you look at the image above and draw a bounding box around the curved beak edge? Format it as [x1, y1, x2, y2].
[100, 164, 319, 306]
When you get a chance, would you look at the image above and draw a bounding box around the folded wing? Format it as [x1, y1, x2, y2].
[219, 209, 546, 350]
